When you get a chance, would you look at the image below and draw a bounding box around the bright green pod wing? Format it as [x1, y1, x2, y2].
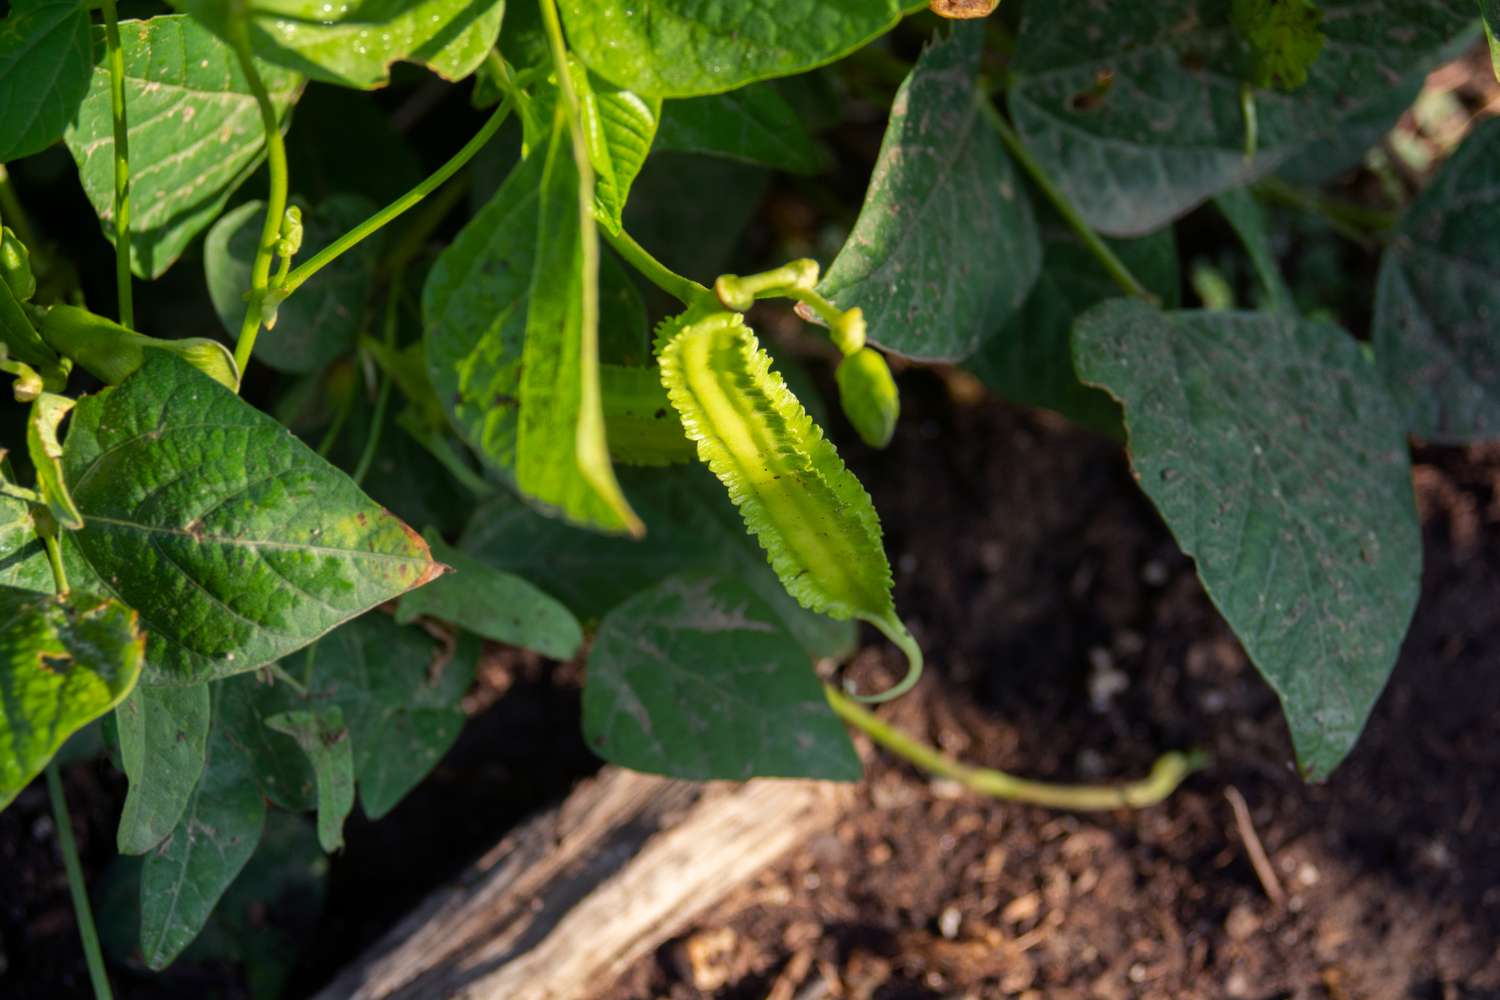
[658, 310, 921, 702]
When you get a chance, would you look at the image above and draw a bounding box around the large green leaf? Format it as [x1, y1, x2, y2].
[306, 613, 477, 820]
[584, 574, 860, 781]
[514, 116, 638, 534]
[205, 194, 380, 374]
[396, 530, 582, 659]
[967, 228, 1178, 435]
[462, 464, 856, 661]
[1008, 0, 1475, 236]
[265, 707, 353, 853]
[140, 684, 266, 970]
[0, 0, 94, 161]
[1373, 118, 1500, 442]
[820, 24, 1040, 362]
[655, 83, 826, 175]
[0, 588, 144, 809]
[62, 354, 444, 686]
[171, 0, 504, 89]
[558, 0, 915, 98]
[115, 683, 211, 855]
[63, 15, 303, 279]
[0, 493, 52, 592]
[1073, 300, 1421, 779]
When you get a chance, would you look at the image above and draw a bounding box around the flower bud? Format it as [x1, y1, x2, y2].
[836, 347, 899, 449]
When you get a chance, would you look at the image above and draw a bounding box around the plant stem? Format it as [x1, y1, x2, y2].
[99, 0, 133, 329]
[44, 531, 69, 595]
[46, 764, 113, 1000]
[269, 662, 309, 696]
[1253, 176, 1398, 245]
[978, 101, 1153, 302]
[352, 273, 402, 487]
[282, 99, 512, 300]
[228, 15, 291, 379]
[602, 228, 714, 308]
[824, 685, 1205, 810]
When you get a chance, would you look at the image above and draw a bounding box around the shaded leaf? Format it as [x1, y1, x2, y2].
[0, 0, 93, 161]
[623, 154, 770, 285]
[1214, 188, 1296, 313]
[655, 83, 826, 174]
[0, 587, 144, 809]
[205, 194, 380, 374]
[62, 354, 444, 686]
[820, 24, 1040, 361]
[115, 682, 211, 855]
[265, 707, 353, 853]
[1008, 0, 1475, 235]
[396, 530, 582, 659]
[1073, 300, 1421, 779]
[63, 15, 303, 279]
[1373, 118, 1500, 442]
[584, 574, 861, 781]
[218, 671, 315, 811]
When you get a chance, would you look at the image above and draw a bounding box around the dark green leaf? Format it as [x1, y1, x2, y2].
[205, 194, 379, 374]
[558, 0, 915, 98]
[1008, 0, 1475, 235]
[0, 0, 93, 161]
[396, 530, 582, 659]
[655, 84, 826, 174]
[623, 154, 769, 285]
[968, 228, 1178, 435]
[140, 684, 266, 970]
[115, 683, 211, 855]
[1073, 300, 1421, 779]
[62, 354, 445, 686]
[170, 0, 504, 89]
[584, 574, 860, 781]
[1373, 118, 1500, 442]
[462, 464, 857, 661]
[0, 587, 144, 809]
[579, 67, 659, 235]
[265, 707, 353, 853]
[63, 15, 303, 279]
[820, 25, 1040, 362]
[218, 671, 315, 811]
[1214, 188, 1295, 313]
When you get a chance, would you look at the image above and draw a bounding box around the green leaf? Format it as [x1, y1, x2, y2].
[584, 574, 860, 781]
[395, 530, 582, 659]
[27, 392, 83, 531]
[1073, 300, 1421, 779]
[968, 228, 1178, 435]
[624, 154, 770, 284]
[63, 15, 304, 279]
[306, 613, 477, 820]
[115, 683, 211, 855]
[218, 671, 315, 811]
[1484, 0, 1500, 81]
[171, 0, 505, 89]
[0, 0, 94, 161]
[655, 83, 826, 175]
[0, 493, 52, 593]
[820, 25, 1040, 362]
[1232, 0, 1326, 91]
[577, 66, 659, 235]
[1008, 0, 1475, 235]
[0, 588, 144, 809]
[140, 684, 266, 970]
[62, 353, 445, 686]
[514, 116, 639, 534]
[558, 0, 914, 98]
[1373, 118, 1500, 442]
[1214, 188, 1296, 314]
[462, 464, 856, 661]
[265, 707, 353, 853]
[205, 194, 380, 374]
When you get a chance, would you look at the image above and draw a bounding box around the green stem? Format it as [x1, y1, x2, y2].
[352, 273, 402, 487]
[281, 99, 512, 300]
[46, 764, 113, 1000]
[44, 531, 69, 595]
[602, 228, 714, 308]
[825, 685, 1205, 811]
[228, 14, 291, 379]
[1253, 176, 1398, 245]
[317, 388, 354, 457]
[99, 0, 133, 328]
[979, 101, 1152, 302]
[269, 662, 309, 697]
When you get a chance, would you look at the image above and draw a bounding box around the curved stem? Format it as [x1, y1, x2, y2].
[847, 613, 924, 704]
[824, 685, 1205, 811]
[352, 273, 402, 486]
[282, 99, 512, 299]
[100, 0, 132, 328]
[228, 14, 290, 379]
[979, 101, 1153, 303]
[602, 228, 714, 308]
[46, 764, 113, 1000]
